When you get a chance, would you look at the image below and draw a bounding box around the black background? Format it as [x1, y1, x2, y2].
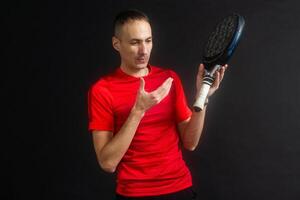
[4, 0, 300, 199]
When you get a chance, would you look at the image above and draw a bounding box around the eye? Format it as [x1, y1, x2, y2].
[146, 39, 152, 43]
[130, 40, 139, 45]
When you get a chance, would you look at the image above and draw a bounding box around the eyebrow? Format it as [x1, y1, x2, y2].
[129, 37, 152, 42]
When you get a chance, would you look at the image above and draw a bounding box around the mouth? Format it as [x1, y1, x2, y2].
[136, 57, 147, 64]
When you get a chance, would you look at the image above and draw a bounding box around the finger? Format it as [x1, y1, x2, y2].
[157, 78, 173, 101]
[156, 77, 173, 95]
[153, 77, 173, 97]
[219, 66, 225, 82]
[139, 78, 145, 92]
[198, 64, 205, 78]
[212, 71, 220, 89]
[223, 64, 229, 70]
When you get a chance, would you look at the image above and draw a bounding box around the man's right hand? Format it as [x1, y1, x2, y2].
[92, 77, 173, 173]
[133, 77, 173, 113]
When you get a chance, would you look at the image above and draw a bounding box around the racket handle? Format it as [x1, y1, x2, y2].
[193, 75, 214, 112]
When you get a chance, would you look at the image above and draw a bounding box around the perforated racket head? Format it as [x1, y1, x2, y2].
[203, 14, 245, 70]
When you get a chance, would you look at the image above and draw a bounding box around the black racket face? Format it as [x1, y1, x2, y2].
[203, 14, 243, 68]
[204, 15, 238, 57]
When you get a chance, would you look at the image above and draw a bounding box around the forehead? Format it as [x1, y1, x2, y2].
[119, 20, 152, 40]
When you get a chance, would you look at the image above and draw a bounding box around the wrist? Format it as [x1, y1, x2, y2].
[131, 105, 146, 117]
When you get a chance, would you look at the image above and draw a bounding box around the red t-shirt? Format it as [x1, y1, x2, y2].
[88, 65, 193, 197]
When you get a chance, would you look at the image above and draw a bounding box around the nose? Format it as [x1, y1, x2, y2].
[138, 42, 147, 55]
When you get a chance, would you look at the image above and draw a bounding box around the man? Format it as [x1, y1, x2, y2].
[88, 9, 227, 199]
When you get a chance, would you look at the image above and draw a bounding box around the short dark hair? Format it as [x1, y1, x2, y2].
[113, 9, 150, 37]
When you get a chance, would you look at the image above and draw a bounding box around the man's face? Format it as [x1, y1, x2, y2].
[113, 20, 153, 71]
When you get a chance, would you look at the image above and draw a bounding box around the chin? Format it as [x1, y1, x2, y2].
[135, 63, 148, 69]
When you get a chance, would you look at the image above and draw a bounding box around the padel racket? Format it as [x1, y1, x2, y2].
[193, 13, 245, 111]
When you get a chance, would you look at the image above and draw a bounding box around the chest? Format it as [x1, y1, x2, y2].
[109, 76, 176, 130]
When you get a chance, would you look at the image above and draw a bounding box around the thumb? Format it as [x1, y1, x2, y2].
[200, 63, 205, 76]
[198, 64, 205, 78]
[139, 78, 145, 92]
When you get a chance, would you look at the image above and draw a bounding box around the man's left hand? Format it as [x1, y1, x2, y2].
[196, 63, 228, 98]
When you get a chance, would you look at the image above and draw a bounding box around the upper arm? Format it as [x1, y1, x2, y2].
[92, 130, 113, 158]
[169, 70, 192, 123]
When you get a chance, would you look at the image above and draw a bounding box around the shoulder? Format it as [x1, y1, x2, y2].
[89, 68, 120, 90]
[89, 78, 109, 95]
[88, 79, 114, 105]
[88, 70, 119, 98]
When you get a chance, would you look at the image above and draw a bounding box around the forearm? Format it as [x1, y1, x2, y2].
[97, 77, 173, 172]
[181, 106, 207, 151]
[99, 107, 145, 172]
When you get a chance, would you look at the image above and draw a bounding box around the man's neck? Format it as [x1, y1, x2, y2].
[120, 65, 149, 77]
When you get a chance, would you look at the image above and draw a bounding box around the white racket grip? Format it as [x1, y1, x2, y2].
[193, 83, 211, 112]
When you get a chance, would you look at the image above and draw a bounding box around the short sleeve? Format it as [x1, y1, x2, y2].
[170, 70, 192, 123]
[88, 84, 114, 132]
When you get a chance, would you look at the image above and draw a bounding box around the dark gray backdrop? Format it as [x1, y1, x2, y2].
[4, 0, 300, 199]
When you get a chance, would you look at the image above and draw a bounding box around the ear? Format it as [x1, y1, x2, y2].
[112, 36, 120, 51]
